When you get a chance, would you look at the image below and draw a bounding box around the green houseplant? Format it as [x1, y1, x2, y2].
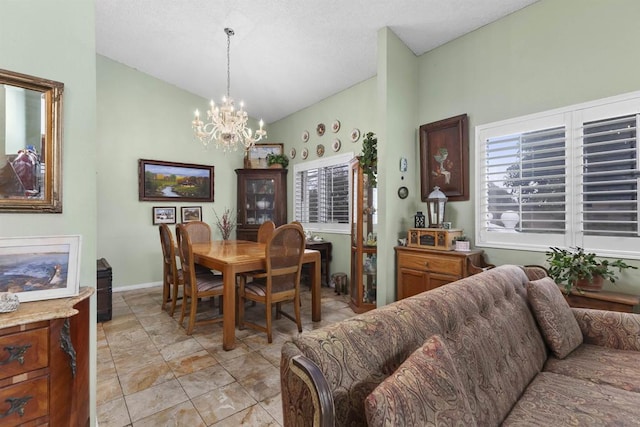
[267, 153, 289, 169]
[545, 246, 637, 294]
[357, 132, 377, 187]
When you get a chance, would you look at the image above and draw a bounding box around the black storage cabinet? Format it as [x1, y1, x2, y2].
[96, 258, 112, 322]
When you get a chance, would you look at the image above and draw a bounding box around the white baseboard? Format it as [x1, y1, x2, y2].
[112, 281, 162, 293]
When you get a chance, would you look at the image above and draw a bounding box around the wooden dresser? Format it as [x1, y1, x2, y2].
[395, 246, 491, 300]
[0, 287, 93, 426]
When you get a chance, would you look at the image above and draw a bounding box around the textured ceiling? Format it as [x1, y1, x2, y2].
[95, 0, 539, 123]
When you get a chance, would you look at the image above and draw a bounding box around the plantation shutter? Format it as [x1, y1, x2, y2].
[295, 163, 349, 225]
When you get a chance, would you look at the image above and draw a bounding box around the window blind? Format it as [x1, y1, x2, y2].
[295, 163, 349, 225]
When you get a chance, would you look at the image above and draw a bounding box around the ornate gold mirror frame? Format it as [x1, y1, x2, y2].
[0, 69, 63, 212]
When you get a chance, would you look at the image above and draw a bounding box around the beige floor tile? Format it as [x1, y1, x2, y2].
[97, 396, 131, 427]
[238, 364, 281, 402]
[211, 403, 279, 426]
[177, 364, 235, 399]
[125, 378, 189, 422]
[97, 375, 123, 405]
[260, 393, 284, 425]
[132, 400, 206, 427]
[191, 382, 257, 425]
[118, 358, 175, 395]
[98, 285, 355, 426]
[167, 349, 219, 377]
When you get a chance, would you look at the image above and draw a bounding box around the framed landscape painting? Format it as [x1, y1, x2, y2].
[139, 159, 214, 202]
[0, 235, 81, 302]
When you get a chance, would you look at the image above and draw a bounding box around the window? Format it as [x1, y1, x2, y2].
[294, 153, 353, 233]
[476, 92, 640, 258]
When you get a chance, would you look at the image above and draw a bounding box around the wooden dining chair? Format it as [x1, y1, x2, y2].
[237, 223, 305, 343]
[181, 220, 211, 243]
[158, 223, 182, 316]
[257, 220, 276, 243]
[176, 223, 224, 335]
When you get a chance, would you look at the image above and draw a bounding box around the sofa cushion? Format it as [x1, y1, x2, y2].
[527, 277, 583, 358]
[502, 372, 640, 426]
[364, 335, 476, 427]
[544, 343, 640, 392]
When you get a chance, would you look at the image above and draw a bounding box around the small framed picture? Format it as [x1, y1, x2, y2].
[152, 207, 176, 225]
[443, 222, 452, 229]
[181, 206, 202, 223]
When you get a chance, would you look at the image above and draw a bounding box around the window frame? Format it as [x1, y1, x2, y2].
[475, 90, 640, 259]
[293, 152, 353, 234]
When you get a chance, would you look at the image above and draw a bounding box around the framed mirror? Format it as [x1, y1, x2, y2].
[0, 69, 63, 212]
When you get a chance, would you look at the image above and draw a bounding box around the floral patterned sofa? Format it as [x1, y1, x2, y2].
[280, 265, 640, 426]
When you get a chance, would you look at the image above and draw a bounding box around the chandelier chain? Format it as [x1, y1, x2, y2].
[226, 29, 231, 99]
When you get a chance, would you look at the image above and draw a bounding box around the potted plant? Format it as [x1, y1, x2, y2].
[267, 153, 289, 169]
[357, 132, 377, 187]
[545, 246, 637, 294]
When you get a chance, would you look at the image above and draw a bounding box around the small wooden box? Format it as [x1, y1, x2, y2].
[407, 228, 462, 251]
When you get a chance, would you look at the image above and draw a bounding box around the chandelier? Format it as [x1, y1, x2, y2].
[192, 28, 266, 152]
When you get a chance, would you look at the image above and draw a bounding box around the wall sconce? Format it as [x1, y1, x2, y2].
[426, 186, 447, 228]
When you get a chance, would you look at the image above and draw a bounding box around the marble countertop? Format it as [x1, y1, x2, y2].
[0, 287, 94, 329]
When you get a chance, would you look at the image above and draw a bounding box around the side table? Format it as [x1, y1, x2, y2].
[564, 288, 640, 313]
[304, 241, 332, 286]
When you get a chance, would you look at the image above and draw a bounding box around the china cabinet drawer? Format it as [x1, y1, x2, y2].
[0, 376, 48, 426]
[0, 328, 48, 380]
[399, 253, 463, 275]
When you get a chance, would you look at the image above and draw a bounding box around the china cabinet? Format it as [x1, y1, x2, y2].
[235, 169, 287, 241]
[349, 159, 377, 313]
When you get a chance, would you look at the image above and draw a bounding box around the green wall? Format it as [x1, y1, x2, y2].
[267, 77, 378, 278]
[418, 0, 640, 294]
[96, 56, 244, 288]
[0, 0, 98, 421]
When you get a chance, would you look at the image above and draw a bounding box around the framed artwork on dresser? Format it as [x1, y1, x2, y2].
[0, 235, 81, 302]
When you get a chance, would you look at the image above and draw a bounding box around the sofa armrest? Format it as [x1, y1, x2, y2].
[281, 346, 335, 427]
[572, 308, 640, 351]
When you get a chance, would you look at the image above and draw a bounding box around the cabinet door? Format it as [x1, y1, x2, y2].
[428, 273, 458, 290]
[398, 268, 428, 299]
[243, 177, 277, 226]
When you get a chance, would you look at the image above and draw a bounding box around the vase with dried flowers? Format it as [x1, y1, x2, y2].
[214, 207, 236, 240]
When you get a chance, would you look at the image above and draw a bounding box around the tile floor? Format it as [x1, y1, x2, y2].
[97, 285, 355, 426]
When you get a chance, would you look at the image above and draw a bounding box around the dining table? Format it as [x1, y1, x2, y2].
[190, 240, 322, 350]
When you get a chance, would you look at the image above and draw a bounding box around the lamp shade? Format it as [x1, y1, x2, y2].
[426, 186, 447, 227]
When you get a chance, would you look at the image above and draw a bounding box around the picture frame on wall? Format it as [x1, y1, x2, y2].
[152, 206, 176, 225]
[0, 235, 81, 302]
[246, 143, 284, 169]
[181, 206, 202, 223]
[138, 159, 214, 202]
[419, 114, 469, 202]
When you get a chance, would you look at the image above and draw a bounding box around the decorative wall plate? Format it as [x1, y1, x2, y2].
[398, 186, 409, 199]
[316, 123, 325, 136]
[332, 120, 341, 133]
[350, 128, 360, 142]
[302, 130, 309, 142]
[301, 148, 309, 159]
[316, 144, 325, 157]
[332, 138, 341, 152]
[289, 147, 296, 159]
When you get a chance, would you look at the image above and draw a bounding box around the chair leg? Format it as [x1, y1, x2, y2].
[294, 295, 302, 333]
[169, 282, 179, 316]
[186, 294, 197, 335]
[266, 301, 273, 343]
[161, 278, 169, 311]
[179, 293, 187, 326]
[238, 277, 246, 330]
[275, 302, 282, 319]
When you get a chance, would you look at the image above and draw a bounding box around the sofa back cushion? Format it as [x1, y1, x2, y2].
[364, 334, 477, 426]
[288, 265, 547, 426]
[527, 277, 583, 358]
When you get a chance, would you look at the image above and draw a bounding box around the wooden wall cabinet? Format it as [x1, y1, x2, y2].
[235, 169, 287, 241]
[395, 246, 490, 300]
[349, 159, 377, 313]
[0, 287, 92, 426]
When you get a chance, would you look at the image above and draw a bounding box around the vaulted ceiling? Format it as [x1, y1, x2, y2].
[96, 0, 539, 123]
